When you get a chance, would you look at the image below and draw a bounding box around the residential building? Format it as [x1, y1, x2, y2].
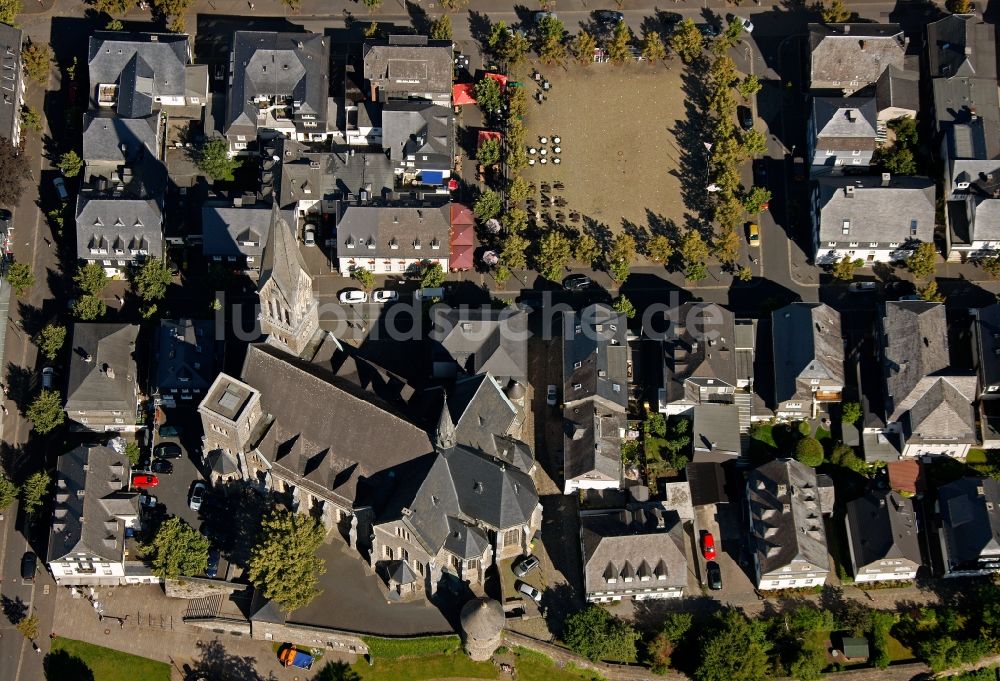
[942, 122, 1000, 261]
[580, 506, 687, 603]
[878, 301, 977, 458]
[564, 402, 626, 494]
[65, 324, 140, 432]
[335, 204, 451, 276]
[691, 403, 742, 461]
[807, 23, 906, 95]
[225, 31, 331, 151]
[0, 24, 24, 146]
[772, 303, 845, 420]
[747, 458, 831, 590]
[430, 307, 528, 383]
[381, 100, 454, 189]
[937, 477, 1000, 577]
[274, 139, 395, 214]
[972, 304, 1000, 445]
[362, 36, 453, 104]
[845, 490, 922, 582]
[87, 31, 205, 118]
[153, 319, 218, 408]
[874, 65, 920, 130]
[201, 202, 272, 276]
[811, 174, 935, 265]
[75, 195, 163, 275]
[927, 14, 997, 82]
[47, 444, 149, 585]
[807, 97, 878, 174]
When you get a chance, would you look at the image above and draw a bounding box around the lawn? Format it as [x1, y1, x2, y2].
[514, 647, 606, 681]
[48, 638, 170, 681]
[353, 652, 498, 681]
[885, 633, 916, 663]
[360, 635, 461, 659]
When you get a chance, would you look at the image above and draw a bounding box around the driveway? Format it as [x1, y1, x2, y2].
[693, 502, 756, 600]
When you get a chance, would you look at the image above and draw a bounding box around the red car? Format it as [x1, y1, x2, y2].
[132, 474, 159, 489]
[701, 532, 717, 560]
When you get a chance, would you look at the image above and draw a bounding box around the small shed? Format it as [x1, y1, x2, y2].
[837, 636, 870, 660]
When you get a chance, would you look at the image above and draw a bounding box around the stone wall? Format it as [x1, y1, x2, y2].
[184, 617, 252, 638]
[250, 620, 368, 656]
[164, 577, 248, 600]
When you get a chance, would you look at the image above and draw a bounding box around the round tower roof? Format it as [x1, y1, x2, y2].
[460, 597, 504, 640]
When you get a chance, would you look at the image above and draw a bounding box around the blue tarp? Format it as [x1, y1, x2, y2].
[422, 171, 444, 185]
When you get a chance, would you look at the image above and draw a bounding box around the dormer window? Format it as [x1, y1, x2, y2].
[134, 218, 143, 228]
[413, 238, 422, 250]
[346, 236, 355, 249]
[842, 220, 850, 235]
[366, 236, 376, 249]
[390, 237, 399, 250]
[431, 238, 440, 250]
[94, 218, 103, 227]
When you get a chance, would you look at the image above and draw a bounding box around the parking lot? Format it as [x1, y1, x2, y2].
[692, 501, 755, 599]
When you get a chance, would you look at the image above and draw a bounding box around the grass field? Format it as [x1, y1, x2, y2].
[514, 647, 606, 681]
[353, 652, 498, 681]
[360, 635, 461, 659]
[48, 638, 170, 681]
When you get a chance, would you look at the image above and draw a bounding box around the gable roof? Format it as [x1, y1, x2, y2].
[817, 176, 935, 244]
[564, 402, 624, 486]
[812, 97, 878, 148]
[87, 32, 188, 117]
[927, 14, 997, 80]
[881, 301, 950, 416]
[808, 23, 906, 89]
[875, 65, 920, 113]
[82, 113, 160, 164]
[154, 318, 217, 395]
[975, 304, 1000, 390]
[0, 23, 22, 142]
[845, 490, 921, 570]
[661, 303, 739, 403]
[903, 377, 977, 442]
[201, 205, 272, 260]
[563, 306, 628, 411]
[381, 100, 454, 169]
[65, 324, 139, 414]
[276, 144, 395, 207]
[431, 307, 528, 381]
[75, 196, 163, 260]
[938, 477, 1000, 569]
[362, 36, 454, 97]
[446, 374, 519, 453]
[337, 204, 451, 262]
[772, 303, 845, 403]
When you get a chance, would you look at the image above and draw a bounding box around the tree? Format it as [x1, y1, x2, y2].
[502, 207, 528, 234]
[351, 267, 375, 292]
[538, 15, 567, 65]
[842, 401, 862, 424]
[740, 128, 767, 159]
[313, 662, 362, 681]
[535, 230, 572, 281]
[646, 612, 693, 673]
[20, 471, 51, 518]
[982, 255, 1000, 278]
[0, 473, 17, 512]
[640, 31, 667, 64]
[574, 233, 601, 266]
[58, 150, 83, 178]
[75, 261, 108, 297]
[907, 241, 937, 279]
[0, 140, 28, 205]
[493, 264, 511, 287]
[878, 146, 917, 175]
[92, 0, 131, 16]
[742, 185, 771, 214]
[795, 437, 825, 467]
[671, 19, 703, 64]
[737, 265, 752, 281]
[73, 295, 107, 321]
[604, 21, 632, 64]
[477, 137, 501, 166]
[919, 279, 945, 302]
[507, 175, 530, 203]
[21, 41, 52, 85]
[363, 22, 379, 39]
[362, 0, 381, 12]
[737, 75, 762, 100]
[7, 261, 34, 296]
[647, 234, 673, 264]
[474, 77, 502, 116]
[830, 442, 866, 474]
[696, 610, 771, 681]
[248, 510, 327, 611]
[501, 233, 529, 271]
[27, 390, 64, 434]
[420, 262, 446, 288]
[821, 0, 852, 23]
[429, 14, 452, 41]
[133, 258, 172, 301]
[832, 255, 859, 281]
[439, 0, 468, 10]
[680, 230, 709, 275]
[146, 517, 210, 579]
[563, 605, 640, 662]
[608, 232, 636, 283]
[798, 420, 813, 437]
[124, 441, 141, 467]
[947, 0, 973, 13]
[714, 195, 744, 231]
[0, 0, 19, 25]
[572, 30, 597, 65]
[712, 228, 741, 267]
[20, 106, 41, 133]
[37, 324, 66, 362]
[474, 189, 503, 221]
[195, 138, 242, 181]
[889, 116, 918, 147]
[498, 30, 530, 66]
[16, 614, 38, 640]
[613, 295, 636, 319]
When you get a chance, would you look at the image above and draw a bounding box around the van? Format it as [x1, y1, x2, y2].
[415, 287, 444, 301]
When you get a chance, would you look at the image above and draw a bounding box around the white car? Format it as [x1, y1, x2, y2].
[52, 177, 68, 200]
[546, 385, 557, 407]
[736, 16, 753, 32]
[338, 290, 368, 304]
[303, 227, 316, 247]
[516, 581, 542, 602]
[372, 289, 398, 304]
[189, 482, 206, 511]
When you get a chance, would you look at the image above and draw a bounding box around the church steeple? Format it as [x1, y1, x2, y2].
[435, 393, 456, 450]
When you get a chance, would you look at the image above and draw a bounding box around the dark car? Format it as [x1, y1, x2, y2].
[20, 552, 36, 581]
[594, 9, 624, 25]
[753, 159, 767, 186]
[0, 209, 11, 235]
[151, 459, 174, 474]
[707, 561, 722, 590]
[158, 425, 182, 437]
[512, 554, 540, 578]
[697, 23, 720, 37]
[738, 105, 754, 130]
[154, 442, 183, 460]
[660, 11, 683, 30]
[562, 274, 593, 291]
[206, 549, 220, 578]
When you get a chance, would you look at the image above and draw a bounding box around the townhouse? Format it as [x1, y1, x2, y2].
[64, 323, 141, 432]
[771, 303, 845, 420]
[845, 490, 922, 582]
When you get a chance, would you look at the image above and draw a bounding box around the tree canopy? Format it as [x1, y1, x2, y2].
[146, 517, 210, 579]
[27, 390, 65, 434]
[670, 19, 703, 64]
[535, 230, 572, 281]
[907, 241, 937, 279]
[695, 610, 772, 681]
[133, 258, 172, 301]
[0, 472, 17, 511]
[0, 139, 28, 205]
[563, 605, 640, 662]
[73, 294, 107, 321]
[474, 188, 503, 221]
[608, 232, 636, 283]
[248, 510, 327, 611]
[37, 323, 66, 362]
[75, 261, 109, 297]
[196, 138, 242, 181]
[7, 261, 34, 296]
[58, 150, 83, 178]
[20, 471, 50, 517]
[420, 262, 446, 288]
[794, 437, 825, 467]
[429, 14, 452, 41]
[21, 41, 52, 85]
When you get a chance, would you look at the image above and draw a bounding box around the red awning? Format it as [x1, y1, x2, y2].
[450, 203, 475, 227]
[484, 72, 509, 88]
[451, 222, 475, 247]
[478, 130, 503, 148]
[452, 83, 476, 106]
[451, 244, 474, 271]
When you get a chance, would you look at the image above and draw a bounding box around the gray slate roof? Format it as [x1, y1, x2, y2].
[932, 77, 1000, 156]
[444, 374, 523, 462]
[748, 459, 830, 577]
[691, 403, 741, 459]
[875, 65, 920, 114]
[845, 490, 921, 571]
[927, 15, 997, 80]
[938, 478, 1000, 570]
[904, 377, 977, 444]
[0, 23, 22, 143]
[808, 23, 906, 90]
[47, 444, 138, 563]
[975, 304, 1000, 391]
[65, 324, 139, 414]
[201, 205, 271, 260]
[154, 318, 217, 395]
[82, 113, 159, 164]
[277, 145, 394, 207]
[75, 196, 163, 261]
[564, 402, 624, 486]
[337, 204, 451, 262]
[362, 36, 454, 97]
[772, 303, 845, 404]
[812, 97, 877, 149]
[816, 176, 935, 245]
[258, 204, 307, 299]
[381, 100, 454, 169]
[881, 301, 949, 416]
[661, 303, 739, 403]
[88, 32, 188, 117]
[562, 306, 628, 411]
[431, 307, 528, 381]
[442, 517, 491, 559]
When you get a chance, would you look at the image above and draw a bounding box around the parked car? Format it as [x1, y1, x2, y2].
[154, 442, 183, 460]
[792, 156, 806, 181]
[415, 287, 444, 301]
[728, 15, 753, 32]
[738, 106, 753, 130]
[372, 289, 399, 304]
[278, 644, 315, 670]
[140, 494, 157, 509]
[189, 482, 206, 511]
[546, 385, 557, 407]
[206, 549, 220, 578]
[0, 209, 11, 235]
[52, 177, 68, 200]
[701, 531, 717, 560]
[697, 23, 720, 37]
[562, 274, 592, 291]
[20, 552, 36, 581]
[659, 11, 683, 31]
[512, 554, 540, 578]
[707, 561, 722, 590]
[41, 366, 54, 390]
[594, 9, 624, 25]
[132, 474, 159, 489]
[534, 10, 558, 24]
[753, 159, 768, 186]
[848, 281, 878, 293]
[516, 581, 542, 602]
[303, 227, 316, 247]
[338, 289, 368, 304]
[747, 222, 760, 247]
[158, 425, 181, 437]
[151, 459, 174, 475]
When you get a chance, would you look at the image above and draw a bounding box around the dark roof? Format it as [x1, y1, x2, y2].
[442, 517, 490, 559]
[75, 196, 163, 261]
[362, 36, 454, 97]
[661, 303, 739, 403]
[938, 478, 1000, 569]
[310, 333, 416, 409]
[932, 77, 1000, 158]
[816, 176, 935, 246]
[381, 101, 454, 169]
[903, 377, 977, 443]
[563, 402, 624, 486]
[65, 324, 139, 414]
[431, 307, 528, 381]
[845, 490, 921, 570]
[0, 23, 22, 142]
[48, 445, 137, 563]
[976, 304, 1000, 390]
[258, 204, 308, 300]
[201, 205, 271, 260]
[686, 462, 729, 506]
[277, 145, 394, 207]
[205, 449, 239, 476]
[807, 23, 906, 89]
[82, 113, 159, 165]
[927, 15, 997, 80]
[875, 65, 920, 113]
[691, 403, 741, 458]
[812, 97, 878, 147]
[446, 375, 519, 454]
[563, 306, 628, 411]
[337, 204, 451, 261]
[772, 303, 845, 403]
[87, 32, 188, 117]
[200, 373, 257, 422]
[154, 318, 218, 395]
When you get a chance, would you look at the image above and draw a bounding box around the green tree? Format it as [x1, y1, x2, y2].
[737, 265, 752, 281]
[248, 510, 327, 611]
[982, 255, 1000, 278]
[0, 0, 19, 24]
[0, 140, 28, 206]
[647, 234, 674, 264]
[680, 229, 709, 276]
[572, 30, 597, 65]
[842, 401, 862, 424]
[740, 128, 767, 159]
[313, 662, 362, 681]
[538, 15, 567, 65]
[830, 442, 866, 474]
[670, 19, 703, 64]
[477, 137, 501, 166]
[832, 255, 859, 281]
[20, 471, 51, 518]
[795, 437, 825, 467]
[737, 75, 762, 100]
[613, 295, 636, 319]
[563, 605, 640, 662]
[907, 241, 937, 279]
[647, 612, 693, 673]
[919, 279, 945, 302]
[362, 0, 381, 12]
[798, 420, 813, 437]
[474, 76, 502, 115]
[439, 0, 468, 10]
[742, 186, 772, 214]
[146, 517, 210, 579]
[20, 106, 41, 133]
[92, 0, 131, 16]
[507, 175, 530, 203]
[712, 228, 741, 267]
[420, 262, 446, 288]
[106, 17, 124, 29]
[606, 21, 633, 64]
[16, 614, 38, 640]
[0, 473, 17, 511]
[821, 0, 852, 22]
[73, 294, 107, 321]
[502, 207, 528, 234]
[7, 261, 34, 296]
[37, 323, 66, 362]
[714, 195, 744, 232]
[889, 116, 918, 146]
[124, 441, 141, 467]
[608, 232, 636, 283]
[493, 264, 511, 288]
[499, 30, 530, 65]
[878, 146, 917, 175]
[574, 233, 601, 266]
[474, 190, 503, 222]
[696, 610, 772, 681]
[641, 31, 667, 64]
[501, 233, 529, 271]
[947, 0, 972, 13]
[133, 258, 172, 301]
[27, 390, 65, 434]
[21, 41, 52, 85]
[195, 138, 242, 182]
[429, 14, 452, 41]
[535, 230, 572, 281]
[351, 267, 375, 292]
[75, 261, 108, 296]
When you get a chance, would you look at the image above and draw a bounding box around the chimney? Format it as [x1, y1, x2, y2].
[966, 46, 973, 56]
[103, 363, 115, 380]
[846, 109, 856, 122]
[881, 172, 891, 187]
[845, 185, 855, 197]
[843, 25, 851, 34]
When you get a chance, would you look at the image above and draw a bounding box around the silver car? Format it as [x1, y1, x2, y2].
[189, 482, 206, 511]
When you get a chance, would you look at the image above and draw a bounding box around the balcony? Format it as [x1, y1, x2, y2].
[814, 390, 842, 402]
[98, 84, 118, 106]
